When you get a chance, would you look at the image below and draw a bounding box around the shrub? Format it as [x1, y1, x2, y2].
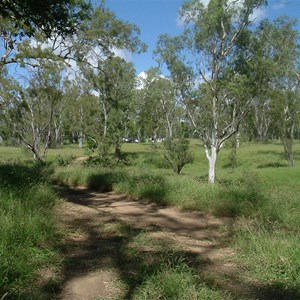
[163, 138, 194, 174]
[53, 154, 74, 166]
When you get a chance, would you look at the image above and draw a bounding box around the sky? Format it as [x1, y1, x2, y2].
[5, 0, 300, 81]
[103, 0, 300, 75]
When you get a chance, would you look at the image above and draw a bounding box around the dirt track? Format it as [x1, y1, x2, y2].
[56, 187, 242, 300]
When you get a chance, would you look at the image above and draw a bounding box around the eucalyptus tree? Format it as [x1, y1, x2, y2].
[81, 56, 137, 159]
[260, 17, 300, 166]
[0, 0, 90, 38]
[70, 2, 146, 158]
[156, 0, 267, 183]
[9, 63, 65, 162]
[63, 78, 99, 148]
[74, 3, 146, 68]
[137, 68, 178, 141]
[0, 1, 146, 74]
[0, 0, 91, 69]
[0, 67, 22, 143]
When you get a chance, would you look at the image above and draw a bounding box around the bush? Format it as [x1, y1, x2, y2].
[142, 146, 169, 169]
[163, 138, 194, 174]
[53, 154, 74, 166]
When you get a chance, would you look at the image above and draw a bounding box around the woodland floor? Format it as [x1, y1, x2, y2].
[51, 186, 262, 300]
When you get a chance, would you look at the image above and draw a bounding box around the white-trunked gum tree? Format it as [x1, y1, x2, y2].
[155, 0, 268, 183]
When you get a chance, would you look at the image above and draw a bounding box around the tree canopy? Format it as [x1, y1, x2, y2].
[0, 0, 91, 38]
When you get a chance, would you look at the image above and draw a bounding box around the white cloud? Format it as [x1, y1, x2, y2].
[272, 1, 286, 10]
[176, 15, 185, 28]
[177, 0, 266, 27]
[112, 48, 132, 63]
[249, 7, 267, 23]
[136, 71, 167, 90]
[201, 0, 210, 6]
[136, 71, 147, 90]
[138, 71, 147, 80]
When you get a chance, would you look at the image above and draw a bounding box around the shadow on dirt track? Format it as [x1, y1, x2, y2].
[53, 186, 300, 300]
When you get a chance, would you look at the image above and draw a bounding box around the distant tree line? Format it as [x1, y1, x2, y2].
[0, 0, 299, 182]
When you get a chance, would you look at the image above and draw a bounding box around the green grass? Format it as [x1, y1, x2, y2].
[234, 221, 300, 299]
[0, 161, 60, 299]
[52, 139, 300, 298]
[1, 140, 300, 299]
[0, 144, 85, 162]
[133, 256, 225, 300]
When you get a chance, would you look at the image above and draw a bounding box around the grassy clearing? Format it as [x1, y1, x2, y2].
[1, 140, 300, 298]
[53, 139, 300, 298]
[0, 144, 85, 162]
[0, 161, 60, 299]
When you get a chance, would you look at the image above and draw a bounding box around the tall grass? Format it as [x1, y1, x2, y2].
[54, 165, 268, 218]
[233, 222, 300, 298]
[0, 162, 59, 299]
[53, 140, 300, 298]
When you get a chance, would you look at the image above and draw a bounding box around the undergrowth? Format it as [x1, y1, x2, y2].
[0, 161, 59, 299]
[2, 136, 300, 299]
[53, 156, 300, 298]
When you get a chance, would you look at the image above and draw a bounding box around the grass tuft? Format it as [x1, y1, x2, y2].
[133, 254, 224, 300]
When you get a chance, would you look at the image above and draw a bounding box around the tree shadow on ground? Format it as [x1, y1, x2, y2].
[53, 186, 298, 300]
[54, 190, 207, 298]
[0, 161, 49, 188]
[257, 162, 288, 168]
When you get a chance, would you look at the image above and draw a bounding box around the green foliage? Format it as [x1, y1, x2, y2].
[0, 1, 91, 72]
[226, 136, 239, 169]
[0, 0, 91, 38]
[79, 4, 146, 56]
[142, 144, 169, 169]
[80, 56, 138, 161]
[0, 160, 47, 189]
[163, 138, 193, 174]
[53, 154, 74, 167]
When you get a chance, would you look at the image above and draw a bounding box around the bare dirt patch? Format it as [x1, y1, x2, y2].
[73, 156, 89, 163]
[55, 187, 250, 299]
[61, 271, 119, 300]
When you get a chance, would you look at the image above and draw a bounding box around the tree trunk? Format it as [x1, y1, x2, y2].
[79, 132, 84, 148]
[114, 141, 121, 161]
[283, 137, 294, 167]
[205, 143, 218, 184]
[208, 145, 217, 184]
